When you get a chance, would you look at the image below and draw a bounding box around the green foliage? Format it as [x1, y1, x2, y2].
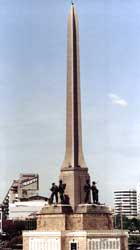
[114, 215, 140, 231]
[130, 236, 140, 244]
[0, 219, 36, 249]
[2, 220, 26, 239]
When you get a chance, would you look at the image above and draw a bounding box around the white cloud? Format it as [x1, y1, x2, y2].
[108, 93, 128, 107]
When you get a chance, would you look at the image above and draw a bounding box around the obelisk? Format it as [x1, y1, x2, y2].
[23, 5, 128, 250]
[60, 4, 90, 210]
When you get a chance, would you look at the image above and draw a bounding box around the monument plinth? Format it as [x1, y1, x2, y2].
[36, 204, 113, 232]
[23, 4, 128, 250]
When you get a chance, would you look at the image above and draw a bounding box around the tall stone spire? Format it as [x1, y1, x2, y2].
[62, 3, 86, 169]
[60, 4, 90, 210]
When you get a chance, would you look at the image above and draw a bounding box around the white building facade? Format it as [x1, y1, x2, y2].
[114, 189, 137, 218]
[9, 200, 48, 220]
[137, 183, 140, 216]
[2, 173, 39, 219]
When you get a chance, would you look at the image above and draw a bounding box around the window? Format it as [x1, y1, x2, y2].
[71, 242, 77, 250]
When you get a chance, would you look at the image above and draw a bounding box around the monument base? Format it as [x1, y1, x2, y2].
[23, 204, 128, 250]
[37, 204, 113, 231]
[23, 229, 128, 250]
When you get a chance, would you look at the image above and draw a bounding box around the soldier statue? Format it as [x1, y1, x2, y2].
[84, 179, 91, 203]
[58, 180, 66, 204]
[50, 183, 59, 204]
[91, 181, 99, 204]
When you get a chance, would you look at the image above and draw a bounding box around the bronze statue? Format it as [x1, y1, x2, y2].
[58, 180, 66, 204]
[91, 181, 99, 204]
[84, 179, 91, 203]
[50, 183, 59, 204]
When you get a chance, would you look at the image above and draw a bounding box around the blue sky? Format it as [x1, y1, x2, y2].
[0, 0, 140, 205]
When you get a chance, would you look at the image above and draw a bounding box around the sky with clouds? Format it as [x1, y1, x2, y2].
[0, 0, 140, 205]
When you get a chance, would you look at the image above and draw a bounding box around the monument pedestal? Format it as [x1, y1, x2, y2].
[59, 167, 91, 209]
[23, 204, 128, 250]
[37, 204, 113, 231]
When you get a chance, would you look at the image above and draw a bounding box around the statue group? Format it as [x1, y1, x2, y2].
[84, 180, 99, 204]
[49, 179, 99, 205]
[49, 180, 68, 204]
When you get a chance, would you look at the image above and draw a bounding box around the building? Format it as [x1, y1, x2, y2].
[114, 189, 137, 218]
[23, 4, 128, 250]
[9, 197, 48, 220]
[137, 183, 140, 216]
[2, 173, 39, 219]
